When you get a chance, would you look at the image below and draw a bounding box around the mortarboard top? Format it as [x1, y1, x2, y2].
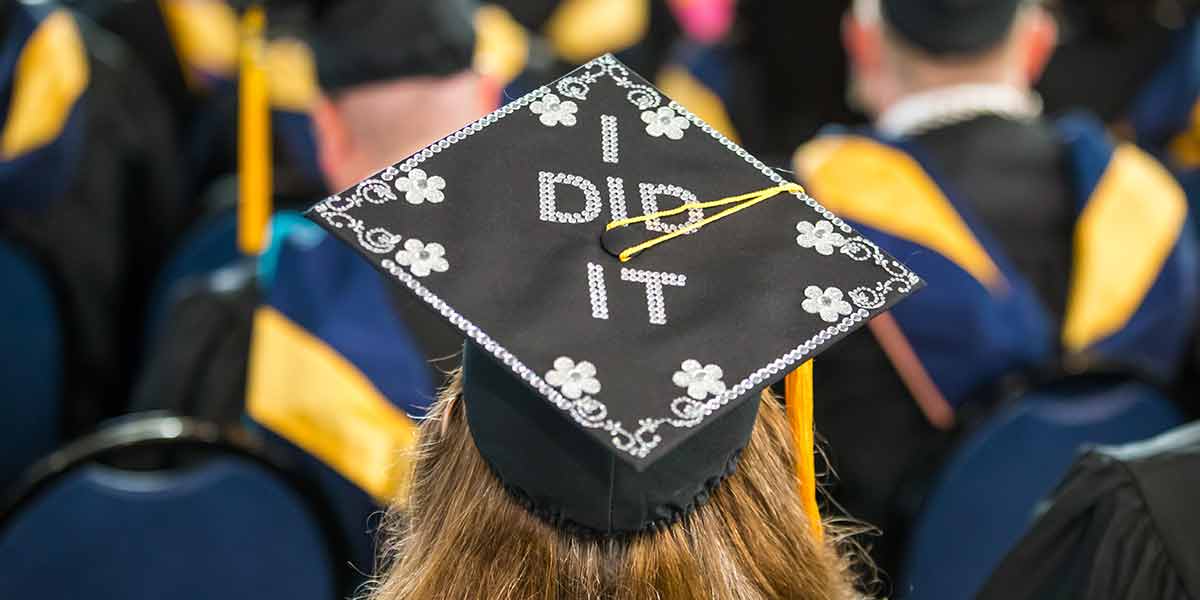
[308, 55, 921, 534]
[881, 0, 1024, 56]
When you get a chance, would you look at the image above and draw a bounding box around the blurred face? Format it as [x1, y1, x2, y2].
[842, 0, 1058, 117]
[312, 70, 500, 191]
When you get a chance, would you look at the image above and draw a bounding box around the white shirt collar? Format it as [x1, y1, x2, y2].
[876, 84, 1044, 138]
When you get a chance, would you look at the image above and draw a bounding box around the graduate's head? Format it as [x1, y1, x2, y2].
[844, 0, 1057, 116]
[307, 0, 499, 190]
[367, 366, 867, 600]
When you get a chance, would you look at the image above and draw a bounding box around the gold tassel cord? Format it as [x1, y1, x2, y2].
[605, 181, 823, 539]
[606, 183, 805, 262]
[237, 5, 272, 256]
[786, 360, 823, 543]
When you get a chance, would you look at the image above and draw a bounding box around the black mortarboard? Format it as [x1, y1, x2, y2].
[308, 56, 921, 534]
[304, 0, 477, 91]
[882, 0, 1025, 56]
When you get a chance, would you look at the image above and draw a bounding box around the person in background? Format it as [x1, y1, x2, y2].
[979, 420, 1200, 599]
[64, 0, 196, 134]
[67, 0, 331, 206]
[1038, 0, 1200, 398]
[138, 0, 497, 417]
[247, 0, 497, 426]
[1039, 0, 1198, 146]
[793, 0, 1198, 577]
[1040, 0, 1200, 208]
[0, 0, 184, 437]
[135, 0, 498, 576]
[732, 0, 861, 160]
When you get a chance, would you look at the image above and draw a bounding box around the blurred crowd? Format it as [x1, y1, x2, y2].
[3, 0, 1200, 598]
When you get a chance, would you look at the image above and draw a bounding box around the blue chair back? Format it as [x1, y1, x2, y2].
[145, 210, 322, 346]
[254, 426, 384, 578]
[0, 417, 346, 600]
[0, 238, 62, 488]
[899, 380, 1184, 600]
[144, 208, 240, 339]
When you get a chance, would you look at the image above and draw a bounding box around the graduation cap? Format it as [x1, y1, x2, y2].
[307, 55, 921, 535]
[302, 0, 477, 91]
[881, 0, 1025, 55]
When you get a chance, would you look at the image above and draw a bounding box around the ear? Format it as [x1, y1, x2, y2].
[842, 10, 882, 74]
[1021, 8, 1058, 84]
[311, 94, 351, 189]
[476, 73, 504, 114]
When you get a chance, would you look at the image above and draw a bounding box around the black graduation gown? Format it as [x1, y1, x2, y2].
[67, 0, 195, 137]
[978, 421, 1200, 600]
[733, 0, 861, 159]
[0, 20, 186, 436]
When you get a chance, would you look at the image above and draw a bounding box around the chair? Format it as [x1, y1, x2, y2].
[899, 380, 1184, 600]
[144, 209, 322, 347]
[977, 421, 1200, 599]
[0, 238, 62, 488]
[0, 415, 351, 600]
[144, 207, 240, 339]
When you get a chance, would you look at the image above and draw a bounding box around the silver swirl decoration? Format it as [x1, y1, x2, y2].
[570, 397, 608, 427]
[626, 87, 661, 110]
[669, 397, 708, 427]
[317, 210, 361, 232]
[556, 63, 606, 100]
[839, 236, 922, 309]
[553, 57, 662, 111]
[610, 426, 638, 453]
[355, 178, 397, 204]
[633, 418, 665, 452]
[849, 286, 886, 310]
[358, 227, 403, 254]
[318, 194, 360, 214]
[557, 78, 591, 101]
[882, 256, 914, 281]
[840, 238, 876, 262]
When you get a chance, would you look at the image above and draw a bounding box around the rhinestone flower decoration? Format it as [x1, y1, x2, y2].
[641, 106, 690, 140]
[795, 220, 846, 256]
[545, 357, 602, 400]
[802, 286, 853, 323]
[530, 93, 579, 127]
[395, 168, 446, 205]
[672, 359, 726, 400]
[394, 239, 449, 277]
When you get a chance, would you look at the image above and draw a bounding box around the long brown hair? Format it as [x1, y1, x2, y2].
[365, 371, 869, 600]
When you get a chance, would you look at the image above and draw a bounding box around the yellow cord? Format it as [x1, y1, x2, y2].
[786, 360, 823, 543]
[607, 182, 818, 533]
[237, 5, 272, 256]
[606, 183, 805, 262]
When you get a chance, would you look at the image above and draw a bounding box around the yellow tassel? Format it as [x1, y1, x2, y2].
[786, 360, 823, 543]
[606, 183, 805, 262]
[237, 5, 272, 256]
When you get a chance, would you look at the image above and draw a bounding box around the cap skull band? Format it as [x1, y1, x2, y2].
[307, 55, 921, 534]
[880, 0, 1026, 56]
